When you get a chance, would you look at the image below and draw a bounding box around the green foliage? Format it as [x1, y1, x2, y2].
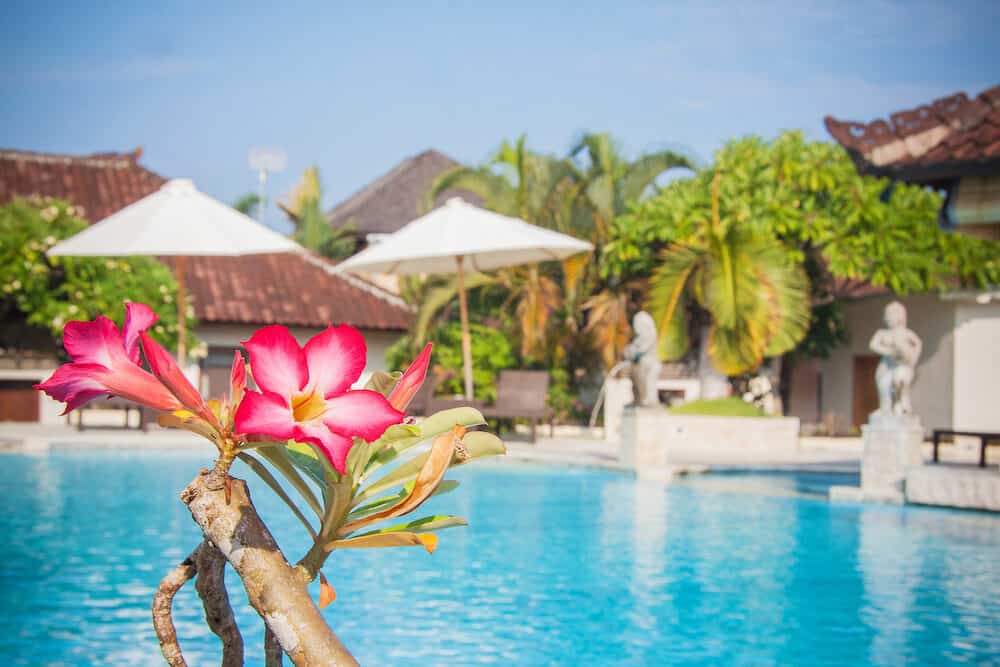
[0, 197, 192, 351]
[386, 322, 517, 402]
[609, 131, 1000, 369]
[413, 132, 695, 414]
[232, 192, 263, 218]
[667, 397, 767, 417]
[607, 131, 1000, 291]
[644, 170, 812, 375]
[282, 166, 357, 260]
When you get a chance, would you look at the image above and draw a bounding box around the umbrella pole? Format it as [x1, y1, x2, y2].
[455, 255, 474, 400]
[176, 256, 187, 367]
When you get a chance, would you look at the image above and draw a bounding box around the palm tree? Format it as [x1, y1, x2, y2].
[423, 135, 576, 225]
[232, 193, 262, 218]
[645, 169, 811, 376]
[570, 132, 695, 245]
[280, 167, 356, 260]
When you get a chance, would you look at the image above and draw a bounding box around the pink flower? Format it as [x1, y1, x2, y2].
[35, 302, 183, 414]
[234, 325, 404, 474]
[388, 343, 432, 411]
[140, 330, 215, 423]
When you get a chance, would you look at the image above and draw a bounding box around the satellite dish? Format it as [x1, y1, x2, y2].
[248, 147, 287, 223]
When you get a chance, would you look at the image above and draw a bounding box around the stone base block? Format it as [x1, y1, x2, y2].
[829, 484, 904, 505]
[906, 464, 1000, 511]
[860, 416, 923, 499]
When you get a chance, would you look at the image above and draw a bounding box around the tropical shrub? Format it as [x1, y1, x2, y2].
[387, 321, 516, 402]
[0, 197, 191, 352]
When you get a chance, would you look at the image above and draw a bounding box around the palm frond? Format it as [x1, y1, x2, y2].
[645, 244, 702, 360]
[620, 150, 696, 204]
[422, 166, 515, 215]
[753, 240, 812, 357]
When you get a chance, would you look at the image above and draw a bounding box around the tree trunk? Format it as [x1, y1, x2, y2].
[181, 474, 358, 667]
[697, 325, 731, 400]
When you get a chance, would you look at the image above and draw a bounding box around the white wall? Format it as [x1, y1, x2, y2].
[953, 302, 1000, 431]
[816, 294, 955, 433]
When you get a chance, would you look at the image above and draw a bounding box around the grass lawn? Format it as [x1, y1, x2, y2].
[667, 397, 768, 417]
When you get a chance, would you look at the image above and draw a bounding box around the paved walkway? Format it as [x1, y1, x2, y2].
[4, 422, 984, 474]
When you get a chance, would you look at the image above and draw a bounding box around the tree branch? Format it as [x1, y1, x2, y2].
[194, 541, 245, 667]
[152, 546, 199, 667]
[265, 627, 285, 666]
[181, 474, 358, 667]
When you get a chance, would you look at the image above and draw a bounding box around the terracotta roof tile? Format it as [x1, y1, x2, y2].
[162, 253, 411, 331]
[0, 148, 412, 331]
[824, 84, 1000, 181]
[0, 148, 165, 220]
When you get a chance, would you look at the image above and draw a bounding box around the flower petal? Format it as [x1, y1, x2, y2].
[292, 421, 354, 474]
[230, 350, 247, 408]
[140, 332, 207, 415]
[243, 325, 308, 397]
[62, 316, 125, 366]
[102, 362, 184, 412]
[234, 390, 295, 439]
[322, 389, 404, 442]
[304, 325, 368, 398]
[123, 302, 158, 363]
[34, 363, 111, 414]
[388, 342, 432, 411]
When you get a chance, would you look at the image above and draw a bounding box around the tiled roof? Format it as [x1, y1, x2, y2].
[0, 148, 165, 220]
[0, 148, 412, 331]
[163, 252, 411, 331]
[327, 149, 481, 235]
[824, 84, 1000, 182]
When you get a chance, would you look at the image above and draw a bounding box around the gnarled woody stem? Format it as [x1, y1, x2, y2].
[194, 541, 245, 667]
[181, 474, 358, 667]
[152, 547, 198, 667]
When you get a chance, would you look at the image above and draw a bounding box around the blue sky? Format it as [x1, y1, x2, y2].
[1, 1, 997, 227]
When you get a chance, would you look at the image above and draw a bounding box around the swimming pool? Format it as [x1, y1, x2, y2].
[1, 449, 997, 665]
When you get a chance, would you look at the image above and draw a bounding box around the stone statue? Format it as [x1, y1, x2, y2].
[624, 311, 662, 407]
[868, 301, 922, 417]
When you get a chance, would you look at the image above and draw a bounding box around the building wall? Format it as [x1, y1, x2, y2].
[815, 294, 955, 434]
[786, 358, 822, 424]
[953, 302, 1000, 431]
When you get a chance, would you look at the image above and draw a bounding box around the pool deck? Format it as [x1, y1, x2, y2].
[2, 422, 989, 479]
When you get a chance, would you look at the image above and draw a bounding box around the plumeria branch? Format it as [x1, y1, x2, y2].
[151, 545, 199, 667]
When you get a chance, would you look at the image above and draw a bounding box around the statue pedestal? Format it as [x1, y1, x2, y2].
[831, 412, 923, 505]
[860, 413, 924, 504]
[603, 377, 633, 442]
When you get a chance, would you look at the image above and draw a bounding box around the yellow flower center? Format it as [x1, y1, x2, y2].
[291, 388, 327, 422]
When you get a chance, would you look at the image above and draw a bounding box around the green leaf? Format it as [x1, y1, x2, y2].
[354, 515, 468, 536]
[365, 370, 401, 397]
[364, 407, 486, 474]
[355, 430, 504, 506]
[257, 445, 325, 517]
[326, 531, 438, 553]
[347, 479, 460, 522]
[284, 441, 333, 488]
[238, 452, 317, 539]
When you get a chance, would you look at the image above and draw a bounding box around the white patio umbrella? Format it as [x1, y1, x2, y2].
[336, 197, 593, 399]
[48, 178, 299, 364]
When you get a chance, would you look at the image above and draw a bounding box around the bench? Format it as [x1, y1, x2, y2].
[481, 370, 550, 443]
[76, 397, 151, 431]
[931, 429, 1000, 468]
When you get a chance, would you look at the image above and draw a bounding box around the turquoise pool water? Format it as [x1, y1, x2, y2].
[1, 449, 998, 666]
